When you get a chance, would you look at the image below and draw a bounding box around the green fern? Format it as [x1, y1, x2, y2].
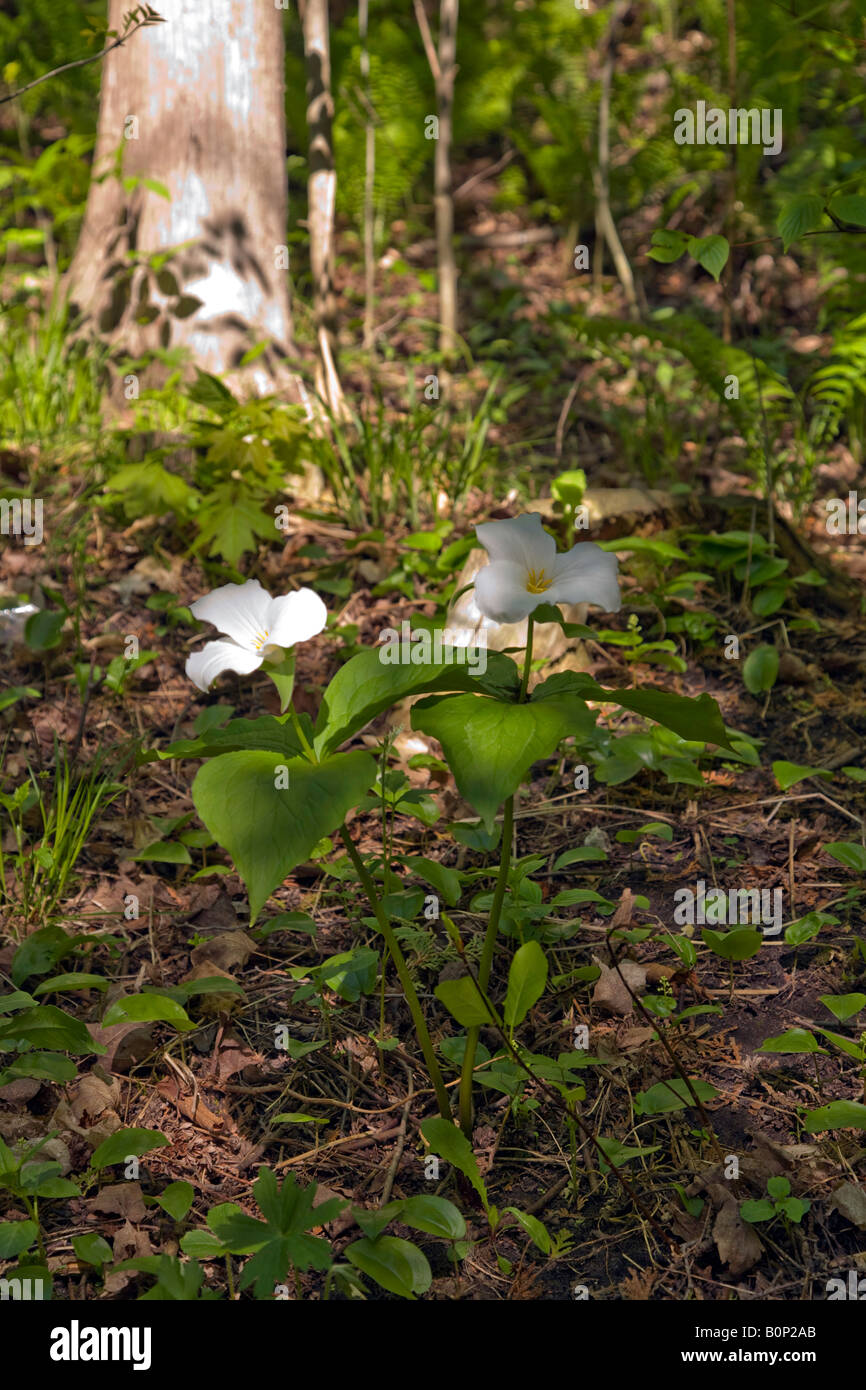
[806, 313, 866, 445]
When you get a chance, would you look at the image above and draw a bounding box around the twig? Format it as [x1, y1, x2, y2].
[272, 1125, 402, 1169]
[380, 1065, 414, 1203]
[555, 375, 582, 461]
[0, 14, 162, 106]
[412, 0, 441, 83]
[453, 148, 515, 200]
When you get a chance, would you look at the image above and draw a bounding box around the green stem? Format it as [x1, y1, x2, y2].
[518, 616, 535, 701]
[458, 617, 535, 1137]
[458, 796, 514, 1136]
[340, 826, 451, 1121]
[289, 707, 316, 762]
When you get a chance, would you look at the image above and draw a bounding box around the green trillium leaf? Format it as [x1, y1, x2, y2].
[192, 750, 377, 922]
[411, 693, 594, 830]
[314, 646, 520, 757]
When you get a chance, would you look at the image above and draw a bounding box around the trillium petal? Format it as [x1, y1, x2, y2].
[548, 542, 622, 613]
[476, 513, 556, 574]
[185, 640, 264, 692]
[266, 587, 328, 648]
[474, 561, 541, 624]
[189, 579, 272, 650]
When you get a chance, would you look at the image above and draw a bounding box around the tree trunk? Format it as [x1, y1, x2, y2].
[434, 0, 458, 360]
[66, 0, 303, 399]
[359, 0, 376, 352]
[413, 0, 459, 361]
[301, 0, 342, 413]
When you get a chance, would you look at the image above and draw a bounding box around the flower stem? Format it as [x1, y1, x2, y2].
[289, 706, 316, 762]
[518, 615, 535, 701]
[458, 795, 514, 1136]
[339, 825, 451, 1121]
[458, 615, 534, 1137]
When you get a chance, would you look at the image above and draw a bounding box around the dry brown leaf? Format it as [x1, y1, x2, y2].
[156, 1075, 224, 1133]
[39, 1136, 72, 1176]
[191, 930, 256, 972]
[70, 1072, 120, 1123]
[621, 1267, 658, 1299]
[87, 1019, 155, 1073]
[713, 1198, 763, 1275]
[52, 1093, 121, 1150]
[334, 1034, 378, 1074]
[89, 1182, 147, 1223]
[592, 958, 647, 1016]
[213, 1032, 265, 1084]
[189, 886, 239, 931]
[312, 1183, 355, 1236]
[829, 1182, 866, 1229]
[0, 1078, 42, 1104]
[104, 1220, 153, 1297]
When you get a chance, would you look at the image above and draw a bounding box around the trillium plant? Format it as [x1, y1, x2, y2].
[473, 513, 621, 624]
[162, 512, 732, 1138]
[185, 579, 327, 711]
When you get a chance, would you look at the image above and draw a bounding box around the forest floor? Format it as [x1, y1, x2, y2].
[1, 185, 865, 1301]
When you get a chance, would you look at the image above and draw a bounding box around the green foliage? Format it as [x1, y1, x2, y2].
[740, 1176, 810, 1226]
[103, 372, 309, 567]
[192, 750, 378, 922]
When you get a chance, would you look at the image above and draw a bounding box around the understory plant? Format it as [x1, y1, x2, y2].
[155, 510, 733, 1142]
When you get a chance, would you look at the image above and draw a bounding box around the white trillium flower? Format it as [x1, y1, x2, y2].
[473, 512, 621, 624]
[185, 579, 327, 692]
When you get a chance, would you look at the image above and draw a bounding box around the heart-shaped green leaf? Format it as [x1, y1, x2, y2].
[398, 1195, 466, 1241]
[0, 1220, 39, 1258]
[743, 645, 779, 696]
[192, 750, 376, 922]
[702, 928, 763, 961]
[819, 993, 866, 1023]
[0, 1005, 103, 1056]
[411, 693, 592, 830]
[772, 761, 832, 790]
[102, 993, 194, 1030]
[532, 672, 732, 748]
[634, 1078, 718, 1115]
[824, 841, 866, 873]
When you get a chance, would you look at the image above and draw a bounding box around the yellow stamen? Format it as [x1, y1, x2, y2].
[252, 629, 270, 650]
[525, 567, 553, 595]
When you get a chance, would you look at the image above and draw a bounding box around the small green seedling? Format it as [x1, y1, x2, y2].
[740, 1176, 810, 1226]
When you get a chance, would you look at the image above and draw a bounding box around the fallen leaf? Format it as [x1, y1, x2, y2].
[592, 958, 647, 1016]
[713, 1198, 763, 1275]
[621, 1267, 658, 1299]
[0, 1078, 42, 1104]
[829, 1182, 866, 1229]
[70, 1072, 120, 1123]
[89, 1182, 147, 1222]
[104, 1220, 153, 1296]
[87, 1019, 155, 1072]
[191, 930, 256, 972]
[213, 1033, 265, 1084]
[156, 1075, 224, 1133]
